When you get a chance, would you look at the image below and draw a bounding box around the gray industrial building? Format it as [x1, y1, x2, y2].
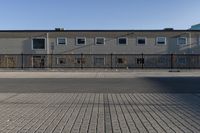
[0, 28, 200, 68]
[0, 29, 200, 54]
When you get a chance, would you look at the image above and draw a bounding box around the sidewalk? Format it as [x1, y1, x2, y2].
[0, 93, 200, 132]
[0, 70, 200, 78]
[0, 70, 199, 132]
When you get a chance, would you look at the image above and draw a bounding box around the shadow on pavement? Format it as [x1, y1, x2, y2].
[0, 77, 199, 93]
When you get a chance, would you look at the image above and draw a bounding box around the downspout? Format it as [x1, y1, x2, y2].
[46, 32, 50, 68]
[46, 33, 50, 54]
[189, 32, 192, 53]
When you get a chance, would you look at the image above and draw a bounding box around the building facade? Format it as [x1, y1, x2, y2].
[0, 29, 200, 68]
[0, 29, 199, 55]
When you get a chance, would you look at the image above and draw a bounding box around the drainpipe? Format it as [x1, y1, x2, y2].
[46, 33, 50, 68]
[46, 33, 50, 54]
[189, 32, 192, 53]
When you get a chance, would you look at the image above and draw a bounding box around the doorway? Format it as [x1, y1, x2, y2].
[32, 56, 46, 68]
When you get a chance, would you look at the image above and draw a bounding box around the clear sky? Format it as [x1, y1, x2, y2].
[0, 0, 200, 30]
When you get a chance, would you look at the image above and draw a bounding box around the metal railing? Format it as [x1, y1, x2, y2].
[0, 54, 200, 69]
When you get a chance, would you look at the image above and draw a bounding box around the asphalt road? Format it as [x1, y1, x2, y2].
[0, 77, 199, 93]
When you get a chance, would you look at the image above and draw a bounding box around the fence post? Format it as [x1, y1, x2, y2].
[81, 53, 83, 69]
[141, 53, 144, 69]
[21, 53, 24, 69]
[111, 53, 113, 69]
[171, 53, 173, 69]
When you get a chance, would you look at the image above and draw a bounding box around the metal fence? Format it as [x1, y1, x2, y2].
[0, 54, 200, 69]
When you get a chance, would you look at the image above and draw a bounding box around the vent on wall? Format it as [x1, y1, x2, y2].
[164, 28, 174, 31]
[55, 28, 65, 31]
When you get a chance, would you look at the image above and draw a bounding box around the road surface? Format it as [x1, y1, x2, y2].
[0, 77, 199, 93]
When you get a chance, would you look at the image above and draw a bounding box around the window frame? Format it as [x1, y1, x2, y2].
[157, 56, 168, 65]
[94, 57, 105, 65]
[95, 37, 105, 45]
[32, 55, 46, 68]
[118, 37, 128, 45]
[32, 38, 46, 50]
[76, 37, 86, 45]
[75, 57, 82, 64]
[57, 37, 67, 45]
[156, 37, 167, 45]
[116, 57, 127, 64]
[74, 57, 86, 64]
[136, 58, 144, 64]
[177, 57, 187, 65]
[137, 37, 146, 45]
[177, 37, 187, 45]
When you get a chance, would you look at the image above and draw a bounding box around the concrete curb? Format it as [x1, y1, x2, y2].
[0, 71, 200, 78]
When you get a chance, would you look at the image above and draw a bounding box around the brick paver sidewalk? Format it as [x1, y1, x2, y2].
[0, 93, 199, 133]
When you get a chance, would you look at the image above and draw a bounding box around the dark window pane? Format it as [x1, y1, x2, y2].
[94, 58, 105, 65]
[75, 58, 86, 64]
[157, 37, 166, 44]
[58, 38, 66, 44]
[157, 41, 165, 44]
[77, 38, 85, 44]
[117, 58, 125, 64]
[96, 38, 104, 44]
[136, 58, 144, 64]
[178, 38, 186, 45]
[57, 58, 66, 64]
[119, 38, 127, 44]
[138, 39, 145, 44]
[33, 39, 45, 49]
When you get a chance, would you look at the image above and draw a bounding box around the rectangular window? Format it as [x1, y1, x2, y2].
[177, 57, 187, 65]
[94, 57, 105, 65]
[118, 37, 127, 45]
[156, 37, 166, 45]
[32, 56, 46, 68]
[32, 38, 46, 50]
[75, 57, 81, 64]
[177, 37, 187, 45]
[117, 58, 126, 64]
[95, 37, 105, 45]
[57, 38, 66, 45]
[75, 57, 86, 64]
[136, 58, 144, 64]
[5, 56, 17, 68]
[76, 37, 86, 45]
[57, 58, 66, 65]
[158, 57, 167, 64]
[137, 37, 146, 45]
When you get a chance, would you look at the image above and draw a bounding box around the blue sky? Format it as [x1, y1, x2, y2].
[0, 0, 200, 30]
